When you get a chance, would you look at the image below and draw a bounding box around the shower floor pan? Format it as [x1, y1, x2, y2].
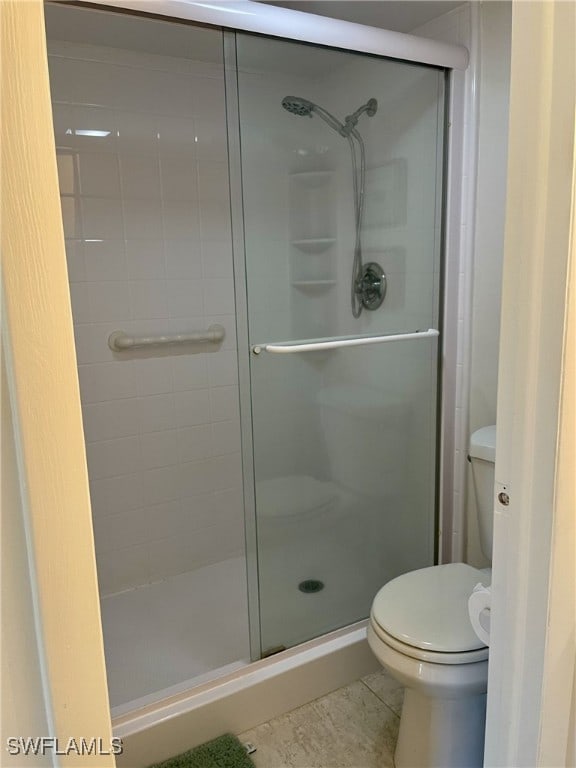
[101, 557, 250, 715]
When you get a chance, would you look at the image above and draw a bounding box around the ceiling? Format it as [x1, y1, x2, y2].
[259, 1, 465, 33]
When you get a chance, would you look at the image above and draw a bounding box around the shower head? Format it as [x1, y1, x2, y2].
[282, 95, 378, 140]
[282, 95, 347, 136]
[282, 96, 314, 117]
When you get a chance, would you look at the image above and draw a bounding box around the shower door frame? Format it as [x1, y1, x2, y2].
[86, 0, 469, 69]
[222, 30, 262, 659]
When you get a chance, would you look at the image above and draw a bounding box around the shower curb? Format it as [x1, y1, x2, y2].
[113, 622, 378, 768]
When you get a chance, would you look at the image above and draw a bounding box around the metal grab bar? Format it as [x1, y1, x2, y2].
[108, 324, 225, 352]
[252, 328, 439, 355]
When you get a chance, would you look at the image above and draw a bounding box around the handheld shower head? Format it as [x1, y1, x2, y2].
[281, 96, 314, 117]
[282, 95, 347, 136]
[280, 93, 384, 317]
[366, 98, 378, 117]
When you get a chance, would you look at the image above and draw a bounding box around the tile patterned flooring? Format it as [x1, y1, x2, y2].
[238, 670, 404, 768]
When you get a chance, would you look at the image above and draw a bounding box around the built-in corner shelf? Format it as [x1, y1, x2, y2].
[289, 170, 336, 288]
[291, 238, 336, 254]
[291, 280, 337, 290]
[289, 170, 334, 183]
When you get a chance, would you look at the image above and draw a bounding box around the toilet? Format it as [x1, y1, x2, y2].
[368, 426, 496, 768]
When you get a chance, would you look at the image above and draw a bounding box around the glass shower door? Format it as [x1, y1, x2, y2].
[234, 34, 445, 655]
[45, 4, 251, 711]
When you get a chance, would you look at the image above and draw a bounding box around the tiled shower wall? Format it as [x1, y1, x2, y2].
[48, 37, 244, 597]
[414, 3, 511, 565]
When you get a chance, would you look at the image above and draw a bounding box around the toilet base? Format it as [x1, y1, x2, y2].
[395, 688, 487, 768]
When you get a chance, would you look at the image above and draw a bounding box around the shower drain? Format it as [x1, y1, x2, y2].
[298, 579, 324, 594]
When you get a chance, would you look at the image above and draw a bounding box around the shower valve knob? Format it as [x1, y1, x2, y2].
[358, 262, 387, 311]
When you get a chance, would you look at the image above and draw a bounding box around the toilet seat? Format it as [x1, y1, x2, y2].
[369, 614, 489, 665]
[371, 563, 489, 662]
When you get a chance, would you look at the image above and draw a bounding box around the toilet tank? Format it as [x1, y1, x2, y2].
[469, 426, 496, 561]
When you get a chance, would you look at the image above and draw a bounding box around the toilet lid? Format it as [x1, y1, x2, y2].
[371, 563, 489, 653]
[256, 476, 338, 518]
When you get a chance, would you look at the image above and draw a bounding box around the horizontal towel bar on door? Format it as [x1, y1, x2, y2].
[252, 328, 439, 355]
[108, 324, 225, 352]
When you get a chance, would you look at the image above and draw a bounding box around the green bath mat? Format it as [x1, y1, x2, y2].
[149, 733, 255, 768]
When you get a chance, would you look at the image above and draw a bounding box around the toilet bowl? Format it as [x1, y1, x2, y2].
[368, 563, 489, 768]
[368, 426, 496, 768]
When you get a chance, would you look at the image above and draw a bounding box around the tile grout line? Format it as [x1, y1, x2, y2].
[238, 678, 400, 768]
[358, 679, 401, 720]
[239, 677, 393, 739]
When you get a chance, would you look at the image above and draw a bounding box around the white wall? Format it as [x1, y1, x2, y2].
[414, 1, 511, 567]
[46, 11, 244, 596]
[466, 1, 511, 567]
[484, 0, 575, 759]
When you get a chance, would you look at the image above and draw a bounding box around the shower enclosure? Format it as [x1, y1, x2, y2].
[45, 2, 445, 715]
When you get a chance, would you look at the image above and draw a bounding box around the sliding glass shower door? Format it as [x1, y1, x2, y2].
[234, 34, 445, 655]
[45, 4, 252, 711]
[47, 0, 447, 706]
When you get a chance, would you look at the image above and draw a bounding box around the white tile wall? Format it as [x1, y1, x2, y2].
[466, 2, 511, 566]
[48, 35, 244, 597]
[326, 58, 444, 338]
[412, 3, 511, 565]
